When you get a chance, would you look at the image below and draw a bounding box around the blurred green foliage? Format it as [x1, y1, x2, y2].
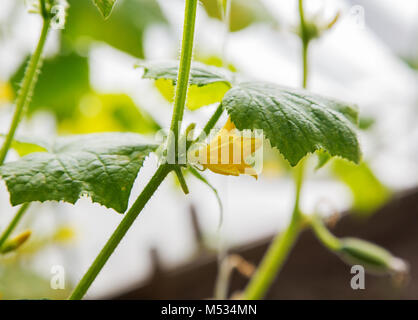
[63, 0, 167, 58]
[0, 266, 71, 300]
[9, 0, 166, 135]
[201, 0, 276, 32]
[0, 226, 75, 299]
[10, 51, 90, 121]
[332, 159, 391, 216]
[59, 93, 160, 134]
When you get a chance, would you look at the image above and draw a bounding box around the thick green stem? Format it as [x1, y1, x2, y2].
[69, 165, 170, 300]
[168, 0, 198, 161]
[69, 0, 199, 300]
[243, 161, 305, 300]
[0, 17, 50, 165]
[0, 203, 30, 250]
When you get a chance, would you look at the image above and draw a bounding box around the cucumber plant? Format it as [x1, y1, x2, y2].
[0, 0, 407, 299]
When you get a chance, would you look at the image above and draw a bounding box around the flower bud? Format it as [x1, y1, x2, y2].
[1, 230, 31, 254]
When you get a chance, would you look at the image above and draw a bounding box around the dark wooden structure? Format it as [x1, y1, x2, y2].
[112, 188, 418, 299]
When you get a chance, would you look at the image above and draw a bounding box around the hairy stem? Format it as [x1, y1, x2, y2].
[69, 0, 199, 300]
[0, 8, 50, 257]
[0, 203, 30, 250]
[0, 17, 50, 164]
[69, 165, 170, 300]
[243, 160, 305, 299]
[168, 0, 198, 161]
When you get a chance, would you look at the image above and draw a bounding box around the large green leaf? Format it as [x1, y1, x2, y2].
[137, 60, 233, 110]
[93, 0, 117, 19]
[63, 0, 166, 58]
[0, 133, 157, 213]
[222, 82, 361, 166]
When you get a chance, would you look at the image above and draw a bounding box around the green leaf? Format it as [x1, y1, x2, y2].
[93, 0, 117, 19]
[137, 60, 234, 87]
[63, 0, 167, 58]
[0, 134, 48, 157]
[332, 159, 390, 215]
[137, 60, 233, 110]
[222, 82, 361, 166]
[315, 150, 331, 170]
[358, 116, 375, 130]
[0, 133, 157, 213]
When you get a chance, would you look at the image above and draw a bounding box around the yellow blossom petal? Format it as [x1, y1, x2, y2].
[191, 118, 262, 178]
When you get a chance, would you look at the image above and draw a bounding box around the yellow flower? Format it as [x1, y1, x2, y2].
[190, 118, 262, 178]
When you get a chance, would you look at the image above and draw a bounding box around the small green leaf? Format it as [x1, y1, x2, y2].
[358, 116, 375, 130]
[0, 133, 157, 213]
[155, 79, 230, 111]
[137, 60, 234, 110]
[222, 82, 361, 166]
[93, 0, 117, 19]
[137, 60, 234, 87]
[315, 150, 332, 170]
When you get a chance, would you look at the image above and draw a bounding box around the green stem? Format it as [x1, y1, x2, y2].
[0, 203, 30, 250]
[243, 160, 305, 300]
[299, 0, 309, 89]
[69, 0, 199, 300]
[69, 165, 170, 300]
[197, 103, 224, 142]
[243, 2, 311, 299]
[309, 214, 341, 251]
[174, 166, 189, 194]
[168, 0, 198, 162]
[0, 9, 50, 256]
[301, 41, 309, 89]
[0, 17, 50, 165]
